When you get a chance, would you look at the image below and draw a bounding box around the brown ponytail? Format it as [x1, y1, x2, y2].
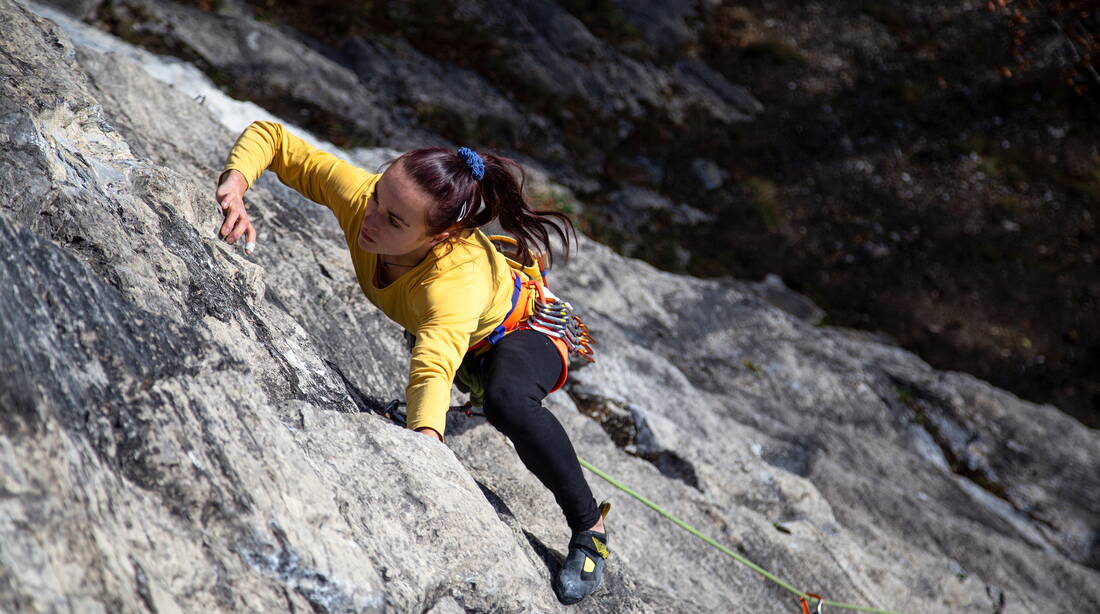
[395, 148, 576, 270]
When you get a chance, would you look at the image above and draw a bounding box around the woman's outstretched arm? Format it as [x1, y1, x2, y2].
[404, 266, 486, 442]
[219, 121, 377, 237]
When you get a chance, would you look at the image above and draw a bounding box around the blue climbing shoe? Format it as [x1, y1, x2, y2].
[554, 501, 611, 604]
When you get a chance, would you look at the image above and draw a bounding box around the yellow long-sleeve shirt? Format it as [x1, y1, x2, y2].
[223, 121, 522, 437]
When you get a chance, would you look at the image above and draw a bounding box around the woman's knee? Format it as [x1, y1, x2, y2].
[482, 382, 537, 431]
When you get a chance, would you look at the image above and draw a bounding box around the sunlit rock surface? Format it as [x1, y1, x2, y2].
[2, 2, 1098, 612]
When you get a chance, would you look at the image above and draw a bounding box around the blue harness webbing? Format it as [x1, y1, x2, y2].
[483, 270, 523, 347]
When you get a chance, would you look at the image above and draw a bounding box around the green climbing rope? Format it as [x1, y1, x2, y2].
[576, 455, 908, 614]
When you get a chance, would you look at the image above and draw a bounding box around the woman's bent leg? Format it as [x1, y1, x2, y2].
[479, 329, 600, 534]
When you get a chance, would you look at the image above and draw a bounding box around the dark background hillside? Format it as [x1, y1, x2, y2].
[104, 0, 1100, 427]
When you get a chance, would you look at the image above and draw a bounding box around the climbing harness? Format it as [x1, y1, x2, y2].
[475, 235, 594, 360]
[391, 234, 595, 420]
[462, 235, 595, 397]
[525, 284, 595, 362]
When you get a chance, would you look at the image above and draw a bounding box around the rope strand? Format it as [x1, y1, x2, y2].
[575, 456, 908, 614]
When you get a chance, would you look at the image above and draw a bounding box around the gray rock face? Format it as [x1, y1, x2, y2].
[62, 0, 761, 193]
[2, 1, 1099, 613]
[92, 0, 440, 150]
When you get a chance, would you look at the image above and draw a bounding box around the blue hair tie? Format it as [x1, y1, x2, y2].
[457, 147, 485, 181]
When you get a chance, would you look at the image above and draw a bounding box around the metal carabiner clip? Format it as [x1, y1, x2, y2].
[533, 312, 570, 327]
[381, 400, 407, 427]
[799, 594, 825, 614]
[575, 344, 596, 362]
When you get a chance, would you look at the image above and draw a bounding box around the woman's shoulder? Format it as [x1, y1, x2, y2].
[425, 229, 491, 271]
[413, 229, 503, 292]
[408, 244, 487, 314]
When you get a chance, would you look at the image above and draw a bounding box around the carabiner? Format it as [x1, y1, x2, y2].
[799, 594, 825, 614]
[382, 400, 407, 427]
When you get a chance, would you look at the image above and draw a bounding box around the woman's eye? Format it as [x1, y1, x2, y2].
[389, 217, 401, 228]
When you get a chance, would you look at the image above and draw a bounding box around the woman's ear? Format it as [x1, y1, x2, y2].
[428, 231, 451, 247]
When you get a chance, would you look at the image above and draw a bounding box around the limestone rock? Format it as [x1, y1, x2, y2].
[2, 2, 1098, 613]
[64, 0, 761, 194]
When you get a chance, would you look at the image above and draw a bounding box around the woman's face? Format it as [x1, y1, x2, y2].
[357, 161, 448, 257]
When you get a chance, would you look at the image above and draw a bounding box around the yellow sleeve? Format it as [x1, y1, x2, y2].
[221, 121, 374, 232]
[403, 264, 486, 438]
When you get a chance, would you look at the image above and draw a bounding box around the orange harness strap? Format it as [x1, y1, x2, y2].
[516, 322, 571, 393]
[467, 270, 571, 393]
[468, 271, 532, 353]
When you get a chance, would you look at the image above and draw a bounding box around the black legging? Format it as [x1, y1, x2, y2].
[473, 329, 600, 534]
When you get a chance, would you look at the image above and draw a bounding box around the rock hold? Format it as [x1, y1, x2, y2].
[1, 1, 1098, 612]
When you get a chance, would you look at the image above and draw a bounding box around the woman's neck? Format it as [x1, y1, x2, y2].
[384, 251, 426, 269]
[389, 239, 441, 268]
[377, 244, 432, 287]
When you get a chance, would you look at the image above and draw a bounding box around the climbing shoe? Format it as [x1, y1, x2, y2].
[554, 501, 611, 604]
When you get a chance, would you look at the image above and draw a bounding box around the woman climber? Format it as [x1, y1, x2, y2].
[215, 121, 610, 604]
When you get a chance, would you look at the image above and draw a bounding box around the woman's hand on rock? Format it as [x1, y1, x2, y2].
[215, 169, 257, 254]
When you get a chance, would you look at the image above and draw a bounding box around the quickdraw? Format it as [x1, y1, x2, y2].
[480, 234, 595, 365]
[397, 234, 597, 415]
[800, 593, 825, 614]
[380, 400, 484, 427]
[524, 283, 595, 362]
[380, 399, 408, 426]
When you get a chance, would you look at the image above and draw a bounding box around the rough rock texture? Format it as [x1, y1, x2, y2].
[74, 0, 761, 188]
[34, 0, 1100, 431]
[2, 2, 1099, 613]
